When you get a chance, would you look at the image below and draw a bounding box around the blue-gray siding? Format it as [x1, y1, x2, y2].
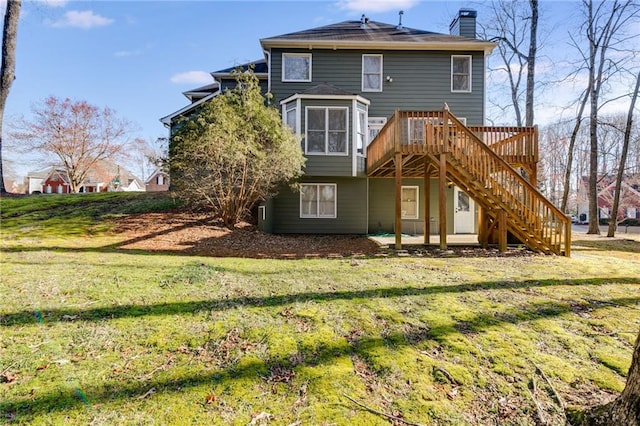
[368, 178, 459, 235]
[269, 177, 368, 234]
[270, 48, 486, 125]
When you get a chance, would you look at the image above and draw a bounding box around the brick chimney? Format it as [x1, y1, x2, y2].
[449, 8, 477, 39]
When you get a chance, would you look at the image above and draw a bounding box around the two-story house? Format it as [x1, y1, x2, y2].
[162, 10, 570, 255]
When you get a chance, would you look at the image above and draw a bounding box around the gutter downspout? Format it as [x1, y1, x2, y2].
[263, 49, 271, 96]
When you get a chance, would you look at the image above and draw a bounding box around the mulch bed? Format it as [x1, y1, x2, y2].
[111, 211, 536, 259]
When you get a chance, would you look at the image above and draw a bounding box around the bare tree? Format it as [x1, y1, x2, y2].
[130, 136, 167, 182]
[607, 69, 640, 237]
[561, 88, 590, 213]
[577, 0, 639, 234]
[11, 97, 134, 193]
[483, 0, 539, 126]
[0, 0, 21, 195]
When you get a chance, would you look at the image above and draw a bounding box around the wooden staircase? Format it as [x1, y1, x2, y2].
[366, 109, 570, 256]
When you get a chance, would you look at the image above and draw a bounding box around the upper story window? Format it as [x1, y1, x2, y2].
[305, 107, 348, 155]
[451, 55, 472, 92]
[362, 54, 383, 92]
[283, 53, 311, 82]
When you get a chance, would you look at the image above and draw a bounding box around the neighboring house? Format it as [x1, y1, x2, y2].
[25, 167, 52, 194]
[145, 168, 170, 192]
[25, 162, 144, 194]
[162, 10, 570, 255]
[576, 175, 640, 223]
[43, 168, 72, 194]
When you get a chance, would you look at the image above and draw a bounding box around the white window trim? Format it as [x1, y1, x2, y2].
[355, 106, 367, 157]
[401, 186, 419, 219]
[362, 54, 383, 92]
[300, 183, 337, 219]
[451, 55, 472, 93]
[368, 116, 387, 143]
[282, 53, 312, 82]
[283, 101, 298, 132]
[304, 106, 349, 156]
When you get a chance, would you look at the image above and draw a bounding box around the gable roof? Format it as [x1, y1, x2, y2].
[260, 20, 495, 53]
[145, 168, 169, 185]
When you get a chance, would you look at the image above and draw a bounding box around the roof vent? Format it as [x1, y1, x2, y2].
[396, 10, 404, 30]
[360, 14, 369, 29]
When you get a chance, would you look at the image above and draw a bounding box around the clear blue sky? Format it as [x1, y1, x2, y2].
[2, 0, 634, 178]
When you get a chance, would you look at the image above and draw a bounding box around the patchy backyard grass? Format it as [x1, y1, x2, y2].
[1, 193, 639, 425]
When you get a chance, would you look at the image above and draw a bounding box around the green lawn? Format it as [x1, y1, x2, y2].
[1, 193, 639, 425]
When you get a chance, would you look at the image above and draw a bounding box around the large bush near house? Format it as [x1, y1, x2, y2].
[170, 69, 305, 228]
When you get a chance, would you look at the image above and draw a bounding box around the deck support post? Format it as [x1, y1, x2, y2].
[423, 161, 431, 245]
[497, 210, 507, 252]
[439, 153, 447, 250]
[564, 220, 571, 257]
[478, 206, 488, 248]
[395, 152, 403, 250]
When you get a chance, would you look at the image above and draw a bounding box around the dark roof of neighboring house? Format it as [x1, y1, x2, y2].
[302, 83, 356, 96]
[212, 59, 268, 78]
[260, 20, 495, 51]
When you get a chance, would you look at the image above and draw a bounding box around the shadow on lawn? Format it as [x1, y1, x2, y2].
[2, 277, 638, 328]
[572, 237, 640, 254]
[1, 288, 638, 420]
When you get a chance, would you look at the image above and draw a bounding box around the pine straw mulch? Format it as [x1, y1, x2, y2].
[110, 211, 537, 259]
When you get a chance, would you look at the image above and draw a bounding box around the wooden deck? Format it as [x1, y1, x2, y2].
[366, 109, 570, 256]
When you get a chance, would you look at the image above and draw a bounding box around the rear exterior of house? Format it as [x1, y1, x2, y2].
[258, 12, 492, 237]
[162, 10, 571, 255]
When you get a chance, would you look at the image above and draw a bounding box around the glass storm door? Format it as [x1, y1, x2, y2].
[454, 187, 475, 234]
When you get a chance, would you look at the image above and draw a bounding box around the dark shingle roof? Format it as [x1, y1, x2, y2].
[260, 20, 494, 50]
[212, 59, 268, 76]
[182, 82, 220, 101]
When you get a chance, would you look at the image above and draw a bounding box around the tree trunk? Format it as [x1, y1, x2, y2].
[561, 89, 590, 213]
[575, 330, 640, 425]
[0, 0, 21, 195]
[525, 0, 538, 127]
[607, 69, 640, 237]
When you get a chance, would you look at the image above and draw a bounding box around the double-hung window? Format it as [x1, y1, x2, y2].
[306, 107, 348, 154]
[356, 107, 367, 155]
[284, 103, 297, 132]
[283, 53, 311, 82]
[300, 183, 336, 218]
[451, 55, 471, 92]
[362, 54, 383, 92]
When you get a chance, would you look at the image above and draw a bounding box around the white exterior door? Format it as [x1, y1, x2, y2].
[454, 187, 475, 234]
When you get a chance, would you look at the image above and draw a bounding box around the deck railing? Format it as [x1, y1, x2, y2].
[469, 126, 538, 168]
[366, 110, 570, 255]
